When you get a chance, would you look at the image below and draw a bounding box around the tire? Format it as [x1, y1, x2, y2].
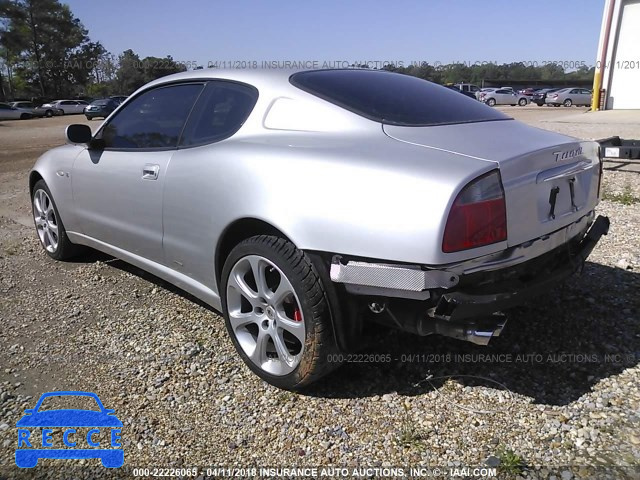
[60, 109, 65, 115]
[32, 180, 83, 260]
[486, 98, 496, 107]
[86, 116, 92, 120]
[518, 98, 527, 106]
[20, 113, 31, 120]
[221, 235, 339, 390]
[45, 109, 53, 117]
[563, 99, 573, 107]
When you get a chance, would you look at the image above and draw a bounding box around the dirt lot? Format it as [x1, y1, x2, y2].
[0, 107, 639, 479]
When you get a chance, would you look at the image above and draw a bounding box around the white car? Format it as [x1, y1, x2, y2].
[40, 100, 89, 115]
[479, 88, 528, 107]
[0, 102, 34, 120]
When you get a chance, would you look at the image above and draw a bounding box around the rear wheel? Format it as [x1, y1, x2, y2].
[486, 98, 496, 107]
[221, 235, 339, 390]
[32, 180, 83, 260]
[563, 99, 573, 107]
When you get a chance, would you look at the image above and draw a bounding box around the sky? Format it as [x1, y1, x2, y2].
[63, 0, 606, 69]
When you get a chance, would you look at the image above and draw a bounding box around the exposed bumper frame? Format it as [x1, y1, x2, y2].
[429, 215, 609, 321]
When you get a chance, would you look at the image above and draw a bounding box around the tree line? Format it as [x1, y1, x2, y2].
[0, 0, 186, 101]
[1, 0, 595, 102]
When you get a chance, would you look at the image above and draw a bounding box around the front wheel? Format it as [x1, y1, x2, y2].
[32, 180, 83, 260]
[86, 116, 92, 120]
[221, 235, 339, 390]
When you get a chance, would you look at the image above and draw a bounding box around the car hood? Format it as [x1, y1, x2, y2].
[16, 410, 123, 427]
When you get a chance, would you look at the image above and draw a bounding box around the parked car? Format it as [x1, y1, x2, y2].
[479, 88, 529, 106]
[519, 87, 544, 97]
[39, 99, 89, 115]
[34, 103, 63, 117]
[30, 68, 608, 389]
[546, 88, 592, 107]
[85, 98, 120, 120]
[109, 95, 128, 105]
[453, 83, 481, 96]
[531, 88, 562, 106]
[445, 85, 477, 100]
[0, 102, 34, 120]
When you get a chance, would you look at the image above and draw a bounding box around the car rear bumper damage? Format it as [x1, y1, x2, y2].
[329, 214, 610, 346]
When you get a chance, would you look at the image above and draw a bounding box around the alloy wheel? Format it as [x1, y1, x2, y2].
[226, 255, 305, 376]
[33, 189, 59, 253]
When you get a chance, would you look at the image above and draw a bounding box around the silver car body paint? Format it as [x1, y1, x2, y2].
[31, 69, 601, 311]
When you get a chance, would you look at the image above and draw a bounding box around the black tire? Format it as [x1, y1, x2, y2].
[59, 109, 65, 115]
[518, 98, 527, 106]
[45, 110, 53, 117]
[563, 99, 572, 107]
[32, 180, 83, 261]
[486, 98, 496, 107]
[20, 113, 31, 120]
[221, 235, 339, 390]
[86, 116, 92, 120]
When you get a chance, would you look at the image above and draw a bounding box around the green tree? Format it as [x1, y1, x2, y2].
[0, 0, 104, 97]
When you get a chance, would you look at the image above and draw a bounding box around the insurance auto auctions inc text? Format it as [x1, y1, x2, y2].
[201, 466, 497, 478]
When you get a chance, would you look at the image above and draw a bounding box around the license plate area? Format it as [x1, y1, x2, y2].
[537, 175, 588, 222]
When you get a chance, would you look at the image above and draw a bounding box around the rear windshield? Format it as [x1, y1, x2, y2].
[290, 69, 511, 127]
[93, 100, 110, 106]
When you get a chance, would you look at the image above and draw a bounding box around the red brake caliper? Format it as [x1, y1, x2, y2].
[293, 306, 302, 322]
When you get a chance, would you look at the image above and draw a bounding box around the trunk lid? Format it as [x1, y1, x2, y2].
[384, 120, 601, 247]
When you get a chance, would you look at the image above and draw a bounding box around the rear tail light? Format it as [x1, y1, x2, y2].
[443, 170, 507, 253]
[550, 94, 558, 99]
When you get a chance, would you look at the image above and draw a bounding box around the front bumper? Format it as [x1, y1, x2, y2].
[330, 215, 609, 341]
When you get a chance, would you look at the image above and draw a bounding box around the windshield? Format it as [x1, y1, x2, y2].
[290, 69, 510, 127]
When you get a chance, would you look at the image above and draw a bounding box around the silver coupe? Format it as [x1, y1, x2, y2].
[30, 68, 609, 389]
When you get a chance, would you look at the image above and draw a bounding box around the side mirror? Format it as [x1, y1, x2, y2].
[65, 124, 92, 144]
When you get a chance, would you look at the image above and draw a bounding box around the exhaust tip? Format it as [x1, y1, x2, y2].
[464, 317, 508, 346]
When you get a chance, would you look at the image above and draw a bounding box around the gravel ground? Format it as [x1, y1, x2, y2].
[0, 108, 639, 479]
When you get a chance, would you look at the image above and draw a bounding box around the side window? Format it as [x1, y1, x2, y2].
[179, 81, 258, 147]
[100, 83, 204, 149]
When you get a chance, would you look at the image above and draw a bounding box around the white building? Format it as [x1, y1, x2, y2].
[593, 0, 640, 110]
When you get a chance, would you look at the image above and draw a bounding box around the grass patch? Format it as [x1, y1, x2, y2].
[496, 445, 525, 475]
[602, 184, 640, 205]
[398, 404, 424, 448]
[276, 391, 295, 404]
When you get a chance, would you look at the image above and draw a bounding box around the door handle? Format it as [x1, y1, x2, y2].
[142, 164, 160, 180]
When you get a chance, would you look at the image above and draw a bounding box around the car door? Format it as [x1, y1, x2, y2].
[162, 80, 259, 289]
[579, 89, 592, 105]
[72, 83, 204, 263]
[0, 103, 20, 119]
[494, 89, 513, 105]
